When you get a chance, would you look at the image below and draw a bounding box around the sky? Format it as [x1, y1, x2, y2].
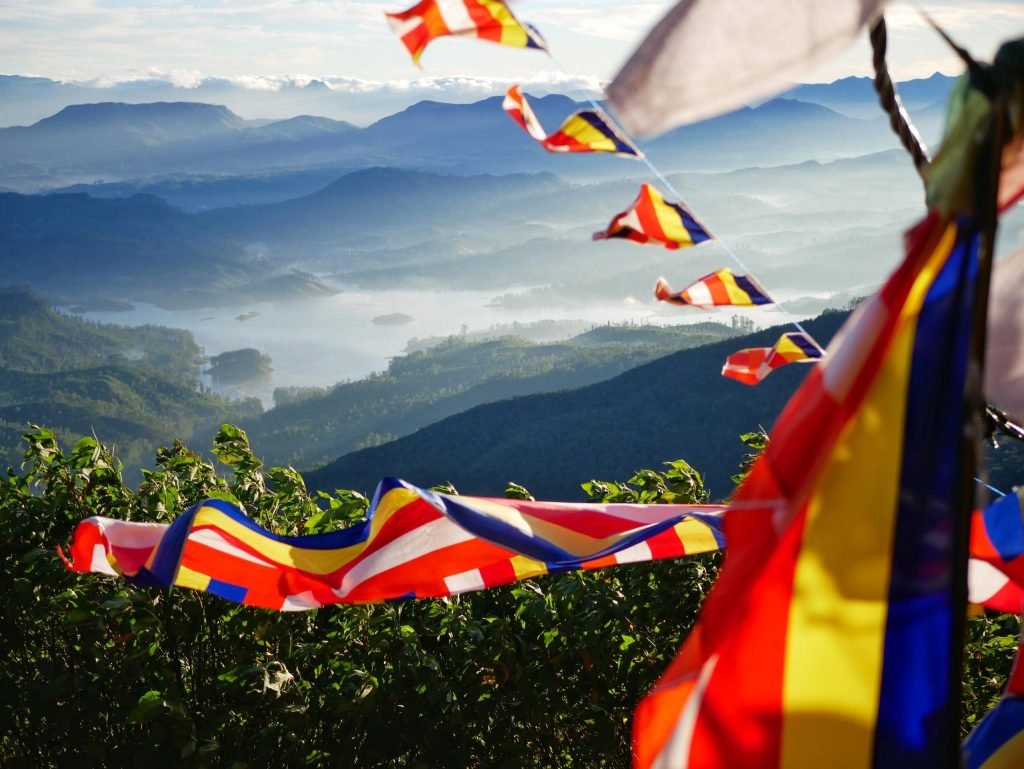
[1, 0, 1022, 105]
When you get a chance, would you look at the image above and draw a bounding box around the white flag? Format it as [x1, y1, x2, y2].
[606, 0, 885, 137]
[985, 244, 1024, 420]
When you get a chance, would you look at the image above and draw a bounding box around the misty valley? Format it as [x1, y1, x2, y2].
[2, 73, 1022, 499]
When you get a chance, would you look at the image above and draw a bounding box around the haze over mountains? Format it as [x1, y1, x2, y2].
[4, 70, 1019, 497]
[0, 72, 975, 313]
[0, 73, 954, 194]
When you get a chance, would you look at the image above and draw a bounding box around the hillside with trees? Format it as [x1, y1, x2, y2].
[244, 320, 742, 471]
[0, 288, 260, 473]
[306, 312, 851, 500]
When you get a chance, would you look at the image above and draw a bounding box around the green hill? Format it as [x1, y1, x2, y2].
[0, 288, 259, 473]
[304, 312, 851, 500]
[242, 321, 742, 471]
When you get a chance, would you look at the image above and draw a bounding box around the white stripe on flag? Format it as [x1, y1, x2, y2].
[437, 0, 476, 34]
[386, 14, 423, 38]
[90, 543, 119, 576]
[444, 568, 486, 594]
[615, 540, 653, 565]
[968, 558, 1012, 605]
[684, 282, 714, 307]
[335, 517, 476, 598]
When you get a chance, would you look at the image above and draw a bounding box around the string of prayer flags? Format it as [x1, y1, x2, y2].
[62, 477, 725, 610]
[502, 85, 639, 157]
[654, 269, 773, 309]
[593, 183, 711, 249]
[634, 209, 981, 769]
[386, 0, 545, 66]
[721, 331, 824, 385]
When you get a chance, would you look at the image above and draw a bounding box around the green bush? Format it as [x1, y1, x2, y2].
[0, 425, 1016, 767]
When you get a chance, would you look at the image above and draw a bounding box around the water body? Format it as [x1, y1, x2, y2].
[71, 288, 673, 408]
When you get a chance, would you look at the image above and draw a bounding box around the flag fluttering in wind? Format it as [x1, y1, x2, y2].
[634, 210, 980, 769]
[655, 269, 773, 309]
[720, 331, 824, 385]
[386, 0, 545, 66]
[593, 183, 711, 249]
[502, 85, 639, 157]
[63, 478, 725, 610]
[971, 489, 1024, 591]
[605, 0, 885, 137]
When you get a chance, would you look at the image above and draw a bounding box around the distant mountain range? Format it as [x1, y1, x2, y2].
[779, 72, 953, 118]
[0, 72, 955, 194]
[0, 71, 956, 128]
[1, 141, 964, 309]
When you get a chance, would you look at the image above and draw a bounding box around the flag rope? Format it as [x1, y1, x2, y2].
[541, 49, 816, 340]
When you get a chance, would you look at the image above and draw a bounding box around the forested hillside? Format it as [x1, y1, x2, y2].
[306, 312, 853, 500]
[0, 288, 259, 473]
[244, 321, 742, 470]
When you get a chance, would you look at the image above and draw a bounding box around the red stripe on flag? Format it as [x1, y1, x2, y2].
[705, 274, 732, 305]
[635, 185, 669, 244]
[464, 0, 503, 42]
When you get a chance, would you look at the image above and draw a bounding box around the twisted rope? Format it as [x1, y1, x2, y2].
[869, 16, 931, 177]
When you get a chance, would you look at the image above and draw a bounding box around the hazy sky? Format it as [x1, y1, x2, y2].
[2, 0, 1022, 90]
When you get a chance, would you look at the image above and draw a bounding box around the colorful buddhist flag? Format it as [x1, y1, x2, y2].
[721, 331, 823, 385]
[385, 0, 545, 66]
[634, 210, 980, 769]
[593, 183, 711, 249]
[502, 85, 639, 157]
[655, 269, 772, 309]
[63, 477, 725, 610]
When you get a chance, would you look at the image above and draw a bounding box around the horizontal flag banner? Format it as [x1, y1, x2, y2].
[655, 269, 773, 309]
[63, 478, 726, 610]
[386, 0, 546, 66]
[593, 183, 712, 249]
[721, 331, 824, 385]
[502, 85, 639, 157]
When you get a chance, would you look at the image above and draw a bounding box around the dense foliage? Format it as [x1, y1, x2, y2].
[0, 425, 1018, 768]
[306, 312, 852, 500]
[241, 321, 741, 472]
[0, 289, 260, 477]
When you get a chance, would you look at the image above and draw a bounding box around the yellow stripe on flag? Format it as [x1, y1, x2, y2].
[673, 518, 720, 555]
[510, 555, 548, 580]
[779, 221, 957, 769]
[650, 191, 696, 247]
[175, 564, 212, 592]
[479, 0, 529, 47]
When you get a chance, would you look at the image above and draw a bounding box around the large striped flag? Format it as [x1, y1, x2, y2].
[63, 478, 725, 610]
[594, 183, 712, 249]
[721, 331, 824, 385]
[386, 0, 546, 66]
[634, 210, 980, 769]
[655, 269, 773, 309]
[502, 85, 639, 158]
